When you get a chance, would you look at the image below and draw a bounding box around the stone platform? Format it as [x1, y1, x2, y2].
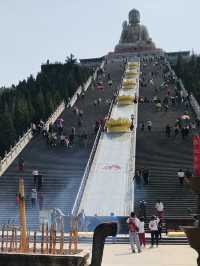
[80, 244, 197, 266]
[0, 251, 89, 266]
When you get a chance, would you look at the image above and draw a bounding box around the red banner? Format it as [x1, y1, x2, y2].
[193, 136, 200, 176]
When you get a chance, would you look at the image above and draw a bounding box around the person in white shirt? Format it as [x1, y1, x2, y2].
[177, 169, 185, 185]
[32, 169, 39, 188]
[138, 217, 146, 247]
[127, 212, 141, 253]
[155, 200, 164, 219]
[147, 120, 152, 131]
[149, 216, 160, 247]
[31, 189, 37, 207]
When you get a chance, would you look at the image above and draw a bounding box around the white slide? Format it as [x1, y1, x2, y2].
[78, 60, 139, 217]
[79, 132, 134, 216]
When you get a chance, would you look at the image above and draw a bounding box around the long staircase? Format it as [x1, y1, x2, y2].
[0, 61, 124, 230]
[135, 57, 197, 220]
[0, 54, 197, 234]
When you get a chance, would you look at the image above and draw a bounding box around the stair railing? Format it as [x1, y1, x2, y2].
[0, 100, 65, 177]
[71, 125, 102, 217]
[167, 60, 200, 120]
[0, 67, 100, 177]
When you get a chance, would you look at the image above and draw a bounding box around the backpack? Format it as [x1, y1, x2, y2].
[128, 218, 139, 233]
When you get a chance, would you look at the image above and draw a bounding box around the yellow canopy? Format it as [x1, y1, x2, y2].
[106, 118, 131, 133]
[117, 95, 134, 105]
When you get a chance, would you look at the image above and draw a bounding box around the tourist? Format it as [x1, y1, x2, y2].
[60, 134, 66, 145]
[139, 96, 144, 104]
[155, 102, 162, 112]
[108, 79, 113, 87]
[64, 136, 70, 148]
[127, 212, 141, 253]
[147, 120, 152, 131]
[130, 120, 134, 131]
[79, 109, 84, 117]
[177, 169, 185, 185]
[98, 98, 102, 105]
[134, 169, 141, 188]
[70, 127, 74, 135]
[31, 188, 37, 207]
[78, 118, 83, 127]
[37, 120, 45, 133]
[69, 133, 74, 146]
[155, 200, 164, 220]
[181, 128, 186, 139]
[51, 133, 57, 147]
[94, 121, 100, 134]
[138, 217, 146, 248]
[32, 168, 39, 188]
[174, 126, 179, 138]
[163, 104, 169, 112]
[140, 121, 145, 131]
[165, 124, 171, 137]
[49, 123, 54, 134]
[142, 169, 149, 185]
[81, 130, 87, 147]
[17, 156, 24, 172]
[139, 200, 147, 220]
[149, 216, 159, 247]
[57, 118, 64, 135]
[31, 123, 37, 135]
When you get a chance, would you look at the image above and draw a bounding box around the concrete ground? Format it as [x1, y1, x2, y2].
[80, 244, 197, 266]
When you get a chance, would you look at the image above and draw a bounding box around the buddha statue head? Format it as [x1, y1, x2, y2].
[115, 8, 156, 51]
[129, 9, 140, 25]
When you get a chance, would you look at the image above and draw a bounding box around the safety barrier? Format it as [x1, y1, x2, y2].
[71, 125, 102, 217]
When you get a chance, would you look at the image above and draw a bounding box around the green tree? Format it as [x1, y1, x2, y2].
[0, 112, 16, 155]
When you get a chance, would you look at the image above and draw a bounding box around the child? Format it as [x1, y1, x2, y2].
[138, 217, 146, 248]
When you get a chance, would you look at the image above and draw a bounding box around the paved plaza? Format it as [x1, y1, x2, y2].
[80, 244, 197, 266]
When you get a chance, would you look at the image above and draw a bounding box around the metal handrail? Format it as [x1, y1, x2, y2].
[71, 125, 102, 217]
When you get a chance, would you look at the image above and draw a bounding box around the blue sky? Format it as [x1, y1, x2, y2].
[0, 0, 199, 86]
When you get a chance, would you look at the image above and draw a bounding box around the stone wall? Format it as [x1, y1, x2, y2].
[0, 252, 89, 266]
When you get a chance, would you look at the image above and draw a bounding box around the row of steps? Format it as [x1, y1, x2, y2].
[0, 61, 124, 230]
[135, 57, 197, 220]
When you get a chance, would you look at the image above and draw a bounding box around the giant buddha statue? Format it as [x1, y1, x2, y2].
[115, 9, 156, 52]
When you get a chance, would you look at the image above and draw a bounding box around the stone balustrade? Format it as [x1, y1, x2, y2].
[0, 64, 102, 177]
[0, 101, 65, 177]
[167, 61, 200, 120]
